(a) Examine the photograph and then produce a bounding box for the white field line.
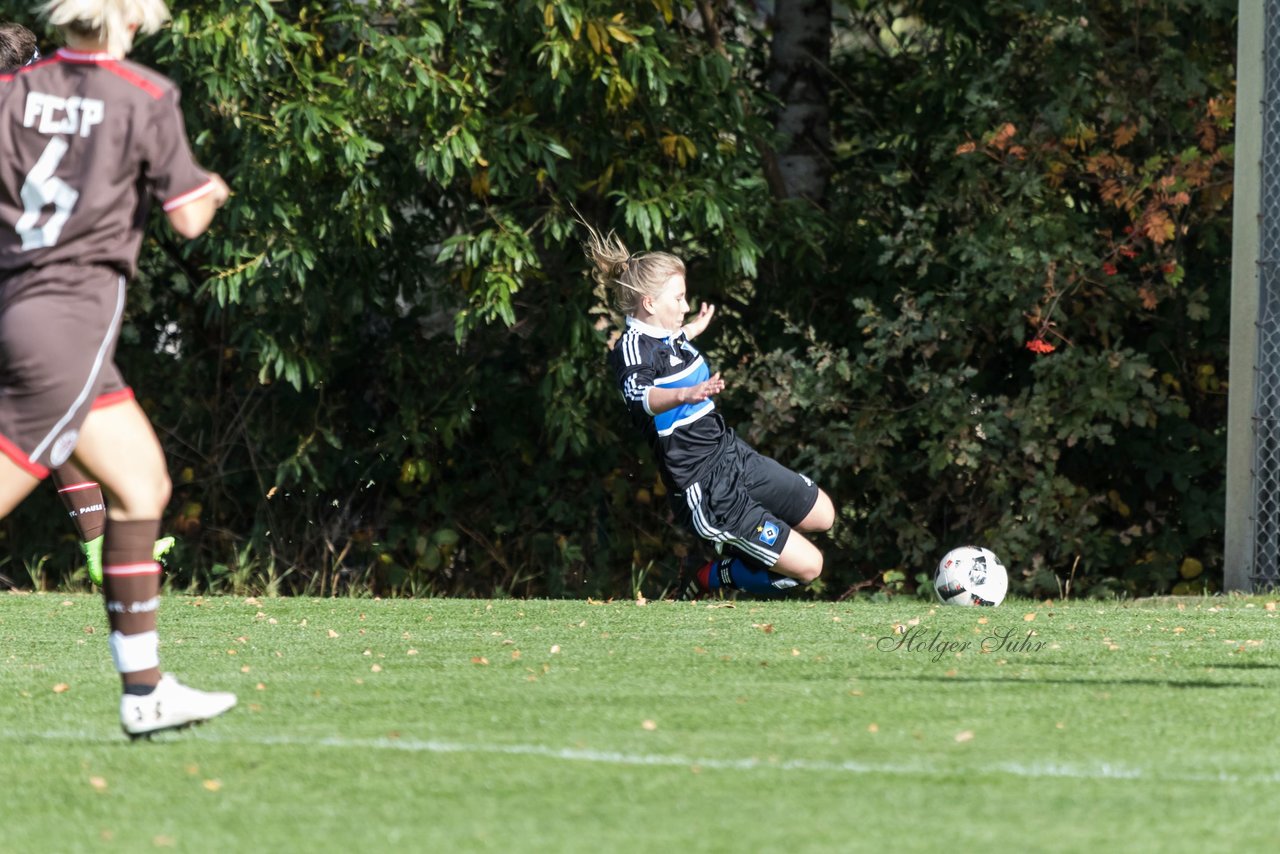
[14,730,1280,784]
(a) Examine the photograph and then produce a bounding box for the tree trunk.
[768,0,832,204]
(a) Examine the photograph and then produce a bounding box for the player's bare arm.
[166,172,229,239]
[645,372,725,415]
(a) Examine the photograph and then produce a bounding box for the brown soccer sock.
[103,519,163,690]
[52,462,107,543]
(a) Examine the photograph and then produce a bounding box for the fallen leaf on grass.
[202,780,222,792]
[641,720,657,731]
[955,730,975,743]
[752,623,775,634]
[867,723,879,733]
[327,630,340,639]
[470,657,488,666]
[1024,613,1037,622]
[550,645,561,654]
[371,664,383,672]
[89,776,107,792]
[52,683,69,693]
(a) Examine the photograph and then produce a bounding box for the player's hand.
[682,302,716,339]
[681,372,724,403]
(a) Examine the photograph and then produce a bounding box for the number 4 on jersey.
[16,137,79,250]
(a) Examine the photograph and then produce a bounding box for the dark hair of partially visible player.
[0,22,39,71]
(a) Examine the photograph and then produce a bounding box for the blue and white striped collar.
[625,315,681,341]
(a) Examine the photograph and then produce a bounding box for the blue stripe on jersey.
[653,353,713,435]
[656,399,714,436]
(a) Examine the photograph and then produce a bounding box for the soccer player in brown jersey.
[0,0,235,738]
[1,19,171,588]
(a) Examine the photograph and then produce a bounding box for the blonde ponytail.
[581,222,685,317]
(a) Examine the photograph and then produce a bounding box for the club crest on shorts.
[50,429,80,467]
[758,521,779,546]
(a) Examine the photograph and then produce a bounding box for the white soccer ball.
[934,546,1008,606]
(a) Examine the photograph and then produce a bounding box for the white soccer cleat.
[120,674,237,739]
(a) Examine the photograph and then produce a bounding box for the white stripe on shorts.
[685,482,780,567]
[28,275,126,465]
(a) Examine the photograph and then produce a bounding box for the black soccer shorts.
[672,434,820,568]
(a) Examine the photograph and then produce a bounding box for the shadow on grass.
[856,673,1263,690]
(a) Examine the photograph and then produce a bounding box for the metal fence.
[1249,0,1280,589]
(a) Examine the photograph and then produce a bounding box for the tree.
[1,1,1237,602]
[768,0,833,203]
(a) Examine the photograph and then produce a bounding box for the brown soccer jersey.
[0,48,215,277]
[0,48,215,477]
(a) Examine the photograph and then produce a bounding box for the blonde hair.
[582,223,685,317]
[40,0,170,56]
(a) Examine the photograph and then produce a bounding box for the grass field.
[2,591,1278,853]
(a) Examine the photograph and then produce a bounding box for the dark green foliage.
[0,1,1235,599]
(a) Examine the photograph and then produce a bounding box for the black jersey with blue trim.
[608,316,732,490]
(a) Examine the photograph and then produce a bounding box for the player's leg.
[51,461,108,584]
[771,527,824,581]
[72,398,169,691]
[679,468,812,597]
[0,453,41,517]
[693,440,830,589]
[72,398,235,736]
[795,489,835,534]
